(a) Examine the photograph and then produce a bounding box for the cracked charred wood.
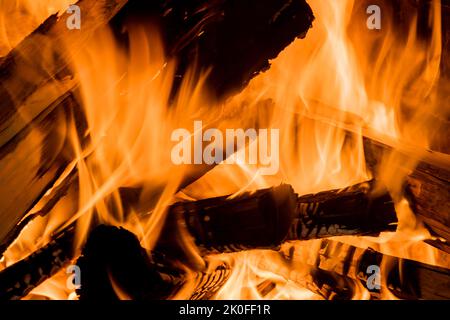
[363,137,450,253]
[158,180,397,256]
[285,239,450,300]
[288,180,397,239]
[110,0,314,101]
[0,226,76,300]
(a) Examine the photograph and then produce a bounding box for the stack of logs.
[0,0,449,300]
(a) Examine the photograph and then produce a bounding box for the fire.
[0,0,74,56]
[1,0,448,300]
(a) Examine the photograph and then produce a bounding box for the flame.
[0,0,75,56]
[1,0,448,300]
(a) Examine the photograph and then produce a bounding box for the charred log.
[159,180,396,256]
[76,225,183,300]
[289,239,450,300]
[0,180,396,300]
[0,226,76,300]
[110,0,314,100]
[289,180,396,240]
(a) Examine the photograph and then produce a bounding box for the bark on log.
[289,180,397,240]
[159,180,396,257]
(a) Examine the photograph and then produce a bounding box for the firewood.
[363,137,450,253]
[159,180,396,256]
[0,0,128,147]
[0,179,396,299]
[0,224,230,300]
[288,180,396,240]
[0,226,76,300]
[0,0,128,248]
[110,0,314,100]
[0,163,79,256]
[0,94,80,253]
[6,225,446,300]
[283,239,450,300]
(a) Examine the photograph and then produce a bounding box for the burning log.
[0,0,128,248]
[72,233,450,300]
[5,225,447,300]
[363,138,450,253]
[76,225,231,300]
[159,180,396,256]
[0,225,230,300]
[0,226,76,300]
[0,0,128,147]
[283,239,450,300]
[110,0,314,100]
[0,180,396,299]
[0,94,80,255]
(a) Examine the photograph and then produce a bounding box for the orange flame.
[0,0,75,56]
[1,0,448,300]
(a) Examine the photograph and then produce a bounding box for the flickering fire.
[0,0,448,300]
[0,0,74,56]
